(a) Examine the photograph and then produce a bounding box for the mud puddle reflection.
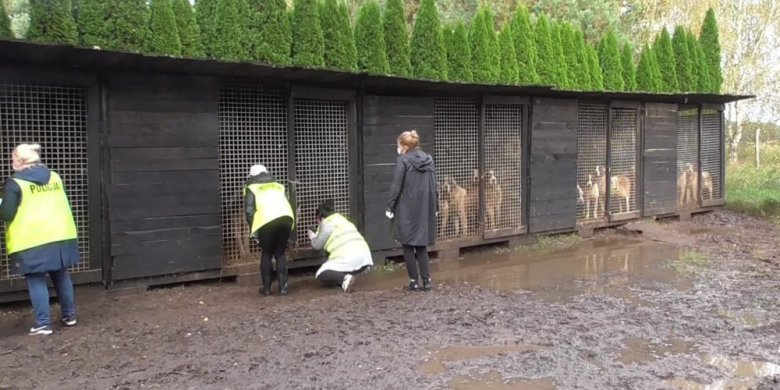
[287,236,689,305]
[615,337,698,365]
[419,345,549,375]
[669,355,780,390]
[449,371,555,390]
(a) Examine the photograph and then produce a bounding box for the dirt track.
[1,210,779,390]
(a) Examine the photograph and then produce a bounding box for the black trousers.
[317,265,371,286]
[256,216,293,286]
[403,245,430,281]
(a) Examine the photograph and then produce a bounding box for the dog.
[483,169,503,230]
[678,163,697,206]
[701,171,714,200]
[611,173,632,214]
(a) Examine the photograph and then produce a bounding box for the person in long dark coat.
[386,130,438,292]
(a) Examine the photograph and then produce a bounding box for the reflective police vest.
[323,213,370,260]
[5,171,78,255]
[244,181,294,236]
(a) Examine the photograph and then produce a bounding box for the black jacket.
[386,149,438,246]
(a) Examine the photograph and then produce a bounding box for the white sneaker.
[342,274,355,293]
[29,325,53,336]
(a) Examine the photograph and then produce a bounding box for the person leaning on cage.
[386,130,438,292]
[0,144,79,336]
[308,200,373,292]
[244,164,295,296]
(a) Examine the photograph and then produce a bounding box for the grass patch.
[533,233,582,251]
[726,146,780,223]
[669,249,708,274]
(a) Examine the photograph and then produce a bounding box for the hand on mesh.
[385,211,394,219]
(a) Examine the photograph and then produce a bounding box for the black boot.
[278,269,289,296]
[408,279,420,292]
[260,272,272,296]
[422,277,432,292]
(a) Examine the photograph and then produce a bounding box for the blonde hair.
[13,143,42,165]
[397,130,420,150]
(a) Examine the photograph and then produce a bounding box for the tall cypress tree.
[469,8,497,83]
[212,0,249,61]
[636,44,657,92]
[686,29,702,92]
[694,37,712,93]
[588,45,604,90]
[148,0,182,55]
[321,0,356,71]
[533,15,556,86]
[383,0,411,77]
[574,29,592,90]
[27,0,78,45]
[497,24,519,85]
[447,21,472,82]
[173,0,202,57]
[653,28,678,92]
[551,22,570,89]
[78,0,150,52]
[649,43,663,91]
[249,0,291,65]
[598,31,624,91]
[699,8,722,93]
[195,0,218,57]
[354,0,388,74]
[0,1,13,39]
[672,26,693,92]
[410,0,446,80]
[291,0,325,67]
[620,42,637,92]
[510,5,538,84]
[560,24,579,89]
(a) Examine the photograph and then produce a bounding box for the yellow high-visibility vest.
[323,213,369,259]
[244,182,294,236]
[5,171,77,255]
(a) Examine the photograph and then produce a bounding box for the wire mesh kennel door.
[608,107,640,220]
[218,84,289,266]
[0,84,92,280]
[434,98,480,242]
[576,102,608,225]
[293,98,351,248]
[677,106,700,209]
[700,108,724,206]
[483,103,524,238]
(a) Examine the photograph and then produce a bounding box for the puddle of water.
[449,372,555,390]
[616,337,697,365]
[418,345,549,375]
[668,354,780,390]
[285,236,690,305]
[720,310,763,328]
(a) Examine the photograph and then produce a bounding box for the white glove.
[385,211,394,219]
[307,229,316,241]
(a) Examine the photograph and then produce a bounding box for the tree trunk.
[755,127,760,169]
[729,101,743,163]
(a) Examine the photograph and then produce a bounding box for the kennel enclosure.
[0,40,747,296]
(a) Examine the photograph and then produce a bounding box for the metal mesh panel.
[576,102,608,223]
[434,98,480,241]
[483,104,522,231]
[608,108,638,216]
[294,99,350,247]
[0,84,90,280]
[218,84,288,265]
[677,107,699,208]
[701,109,722,200]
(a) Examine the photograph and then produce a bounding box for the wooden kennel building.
[0,40,750,297]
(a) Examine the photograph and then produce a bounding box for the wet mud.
[1,210,779,389]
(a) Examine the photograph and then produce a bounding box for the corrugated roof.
[0,39,753,104]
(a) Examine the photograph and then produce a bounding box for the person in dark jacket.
[244,164,295,296]
[386,130,438,292]
[0,144,79,335]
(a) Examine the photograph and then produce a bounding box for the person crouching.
[308,200,373,292]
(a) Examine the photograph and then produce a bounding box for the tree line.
[0,0,723,94]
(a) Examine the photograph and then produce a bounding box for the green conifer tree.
[533,15,556,86]
[510,5,538,84]
[410,0,446,80]
[291,0,325,67]
[699,8,722,93]
[671,26,692,92]
[574,29,592,90]
[685,29,702,92]
[620,42,637,92]
[550,22,570,88]
[79,0,150,52]
[653,28,679,92]
[447,22,472,82]
[497,24,519,85]
[173,0,202,57]
[148,0,182,55]
[598,31,624,91]
[560,24,580,89]
[212,0,249,61]
[249,0,291,65]
[195,0,218,56]
[383,0,411,76]
[321,0,356,70]
[354,0,388,74]
[636,44,656,92]
[27,0,78,44]
[0,1,13,39]
[694,38,712,93]
[588,45,604,90]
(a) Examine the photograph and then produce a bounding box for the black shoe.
[408,279,420,292]
[259,287,271,296]
[422,277,432,292]
[261,272,272,296]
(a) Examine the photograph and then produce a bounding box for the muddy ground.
[1,210,779,390]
